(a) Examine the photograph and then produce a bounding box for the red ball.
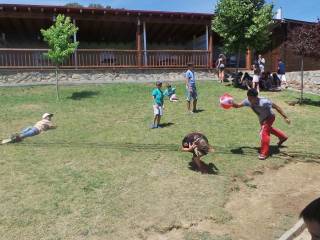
[219,93,234,109]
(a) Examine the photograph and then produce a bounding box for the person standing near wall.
[216,54,226,83]
[278,59,288,89]
[258,54,266,74]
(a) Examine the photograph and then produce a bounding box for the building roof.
[0,3,213,24]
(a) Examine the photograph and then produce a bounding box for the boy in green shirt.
[151,81,164,129]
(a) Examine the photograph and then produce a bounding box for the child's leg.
[157,115,161,126]
[153,115,158,126]
[187,100,191,111]
[260,117,275,157]
[20,127,39,139]
[193,99,197,112]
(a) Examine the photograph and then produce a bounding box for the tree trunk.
[55,66,60,101]
[299,56,304,104]
[236,48,241,73]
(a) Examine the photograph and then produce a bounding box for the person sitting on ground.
[163,83,178,102]
[260,72,273,91]
[240,72,253,90]
[300,197,320,239]
[272,72,281,89]
[181,132,214,174]
[1,113,56,144]
[231,71,243,88]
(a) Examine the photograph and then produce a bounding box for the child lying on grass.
[1,113,56,144]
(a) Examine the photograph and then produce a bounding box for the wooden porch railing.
[0,48,211,69]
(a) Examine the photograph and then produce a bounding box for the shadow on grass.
[286,98,320,107]
[158,122,174,128]
[68,91,100,100]
[19,141,180,152]
[229,145,320,162]
[188,161,219,175]
[194,109,205,113]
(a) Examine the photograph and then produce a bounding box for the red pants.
[260,115,287,156]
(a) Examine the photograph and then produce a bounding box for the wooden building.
[0,3,318,72]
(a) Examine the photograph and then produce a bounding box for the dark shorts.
[186,86,197,101]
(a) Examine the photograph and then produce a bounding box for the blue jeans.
[20,127,39,138]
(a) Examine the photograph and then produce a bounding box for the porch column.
[143,21,147,66]
[136,19,142,68]
[208,27,213,69]
[245,48,252,70]
[73,19,78,69]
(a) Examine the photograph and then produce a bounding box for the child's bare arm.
[272,103,290,124]
[232,101,245,108]
[181,143,196,152]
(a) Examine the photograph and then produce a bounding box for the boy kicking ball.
[232,89,290,160]
[181,132,214,174]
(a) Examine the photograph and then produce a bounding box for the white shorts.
[153,105,163,116]
[253,75,260,83]
[278,74,287,83]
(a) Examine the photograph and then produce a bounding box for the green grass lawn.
[0,81,319,240]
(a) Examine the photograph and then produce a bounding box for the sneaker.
[277,137,288,147]
[189,111,194,114]
[150,124,157,129]
[258,154,268,160]
[1,138,13,144]
[157,125,163,129]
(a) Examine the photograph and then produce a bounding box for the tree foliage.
[286,21,320,103]
[65,2,83,7]
[41,14,78,66]
[287,22,320,57]
[41,14,78,100]
[88,3,104,8]
[212,0,273,54]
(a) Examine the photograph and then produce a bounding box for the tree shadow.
[188,161,219,175]
[158,122,175,128]
[286,98,320,107]
[68,91,100,100]
[298,98,320,107]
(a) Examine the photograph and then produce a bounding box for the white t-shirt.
[34,119,54,132]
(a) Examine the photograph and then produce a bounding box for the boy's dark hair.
[300,197,320,223]
[156,81,162,87]
[247,88,258,97]
[187,62,194,67]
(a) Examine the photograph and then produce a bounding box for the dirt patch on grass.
[144,162,320,240]
[17,104,42,111]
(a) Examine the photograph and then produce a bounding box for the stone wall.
[0,69,218,86]
[286,70,320,94]
[0,69,320,94]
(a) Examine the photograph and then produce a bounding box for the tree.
[212,0,273,69]
[65,2,83,7]
[286,22,320,103]
[88,3,104,8]
[41,14,78,100]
